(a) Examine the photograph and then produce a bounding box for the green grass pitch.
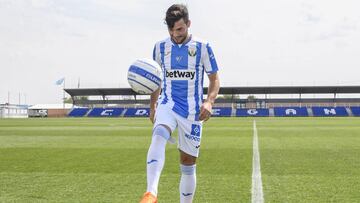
[0,117,359,202]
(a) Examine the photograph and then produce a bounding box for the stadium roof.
[64,86,360,97]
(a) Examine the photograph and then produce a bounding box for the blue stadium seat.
[124,108,150,117]
[211,107,232,117]
[68,108,89,117]
[236,108,269,117]
[312,107,348,117]
[274,107,308,117]
[87,108,124,117]
[350,107,360,116]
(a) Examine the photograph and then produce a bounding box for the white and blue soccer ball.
[127,58,163,94]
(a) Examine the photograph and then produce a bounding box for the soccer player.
[140,4,220,203]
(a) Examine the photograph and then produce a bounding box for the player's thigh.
[176,116,203,158]
[154,105,177,133]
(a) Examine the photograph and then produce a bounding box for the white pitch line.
[251,120,264,203]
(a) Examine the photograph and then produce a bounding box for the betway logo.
[166,70,195,80]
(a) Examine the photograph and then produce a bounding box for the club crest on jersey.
[188,48,197,57]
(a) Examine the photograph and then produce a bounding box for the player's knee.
[181,157,196,165]
[180,164,196,175]
[180,150,197,165]
[153,124,171,140]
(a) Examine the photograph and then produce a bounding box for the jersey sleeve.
[152,43,161,66]
[202,43,219,74]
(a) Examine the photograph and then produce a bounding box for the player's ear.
[187,20,191,28]
[168,27,173,35]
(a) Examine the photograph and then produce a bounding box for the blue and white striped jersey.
[153,35,219,121]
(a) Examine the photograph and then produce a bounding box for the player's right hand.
[199,101,212,121]
[149,108,156,123]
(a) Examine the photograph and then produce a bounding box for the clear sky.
[1,0,360,104]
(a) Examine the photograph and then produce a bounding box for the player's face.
[169,18,191,44]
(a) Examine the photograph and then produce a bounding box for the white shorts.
[154,104,203,157]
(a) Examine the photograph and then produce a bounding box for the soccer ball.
[127,58,163,94]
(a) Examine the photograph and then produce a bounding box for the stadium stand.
[312,107,348,117]
[350,107,360,116]
[236,109,270,117]
[64,86,360,117]
[274,107,308,117]
[68,108,90,117]
[87,108,124,117]
[211,107,232,117]
[124,108,150,117]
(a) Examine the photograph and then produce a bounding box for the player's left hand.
[199,101,212,121]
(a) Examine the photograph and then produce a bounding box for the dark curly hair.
[165,4,189,29]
